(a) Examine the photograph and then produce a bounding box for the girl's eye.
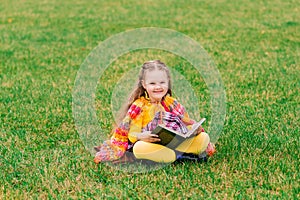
[149,82,155,85]
[160,81,166,84]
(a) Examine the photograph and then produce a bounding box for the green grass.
[1,0,299,199]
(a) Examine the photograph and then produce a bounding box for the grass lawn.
[1,0,299,199]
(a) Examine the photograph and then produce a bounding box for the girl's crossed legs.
[133,132,210,163]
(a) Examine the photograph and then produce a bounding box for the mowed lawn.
[0,0,299,199]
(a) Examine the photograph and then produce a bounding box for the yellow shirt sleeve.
[128,113,143,143]
[126,98,145,143]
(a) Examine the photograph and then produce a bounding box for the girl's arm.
[128,119,160,143]
[125,99,144,143]
[126,99,160,143]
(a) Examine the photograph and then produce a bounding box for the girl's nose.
[155,84,161,89]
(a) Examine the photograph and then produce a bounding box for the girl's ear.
[141,80,146,89]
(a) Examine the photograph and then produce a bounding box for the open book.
[151,118,206,149]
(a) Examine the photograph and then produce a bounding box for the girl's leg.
[133,141,176,163]
[176,132,210,154]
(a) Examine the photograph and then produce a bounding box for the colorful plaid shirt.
[94,95,195,163]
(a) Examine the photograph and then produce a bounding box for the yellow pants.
[133,132,210,163]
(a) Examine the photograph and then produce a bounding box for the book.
[151,118,206,149]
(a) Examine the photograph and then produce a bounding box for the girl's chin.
[152,92,165,96]
[150,95,165,102]
[149,92,167,101]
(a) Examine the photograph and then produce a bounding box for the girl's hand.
[191,124,204,136]
[195,125,203,135]
[137,131,161,143]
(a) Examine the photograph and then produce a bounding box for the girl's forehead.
[144,69,168,79]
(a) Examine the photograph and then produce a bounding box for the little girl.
[94,60,215,164]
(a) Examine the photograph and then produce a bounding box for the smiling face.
[142,69,169,103]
